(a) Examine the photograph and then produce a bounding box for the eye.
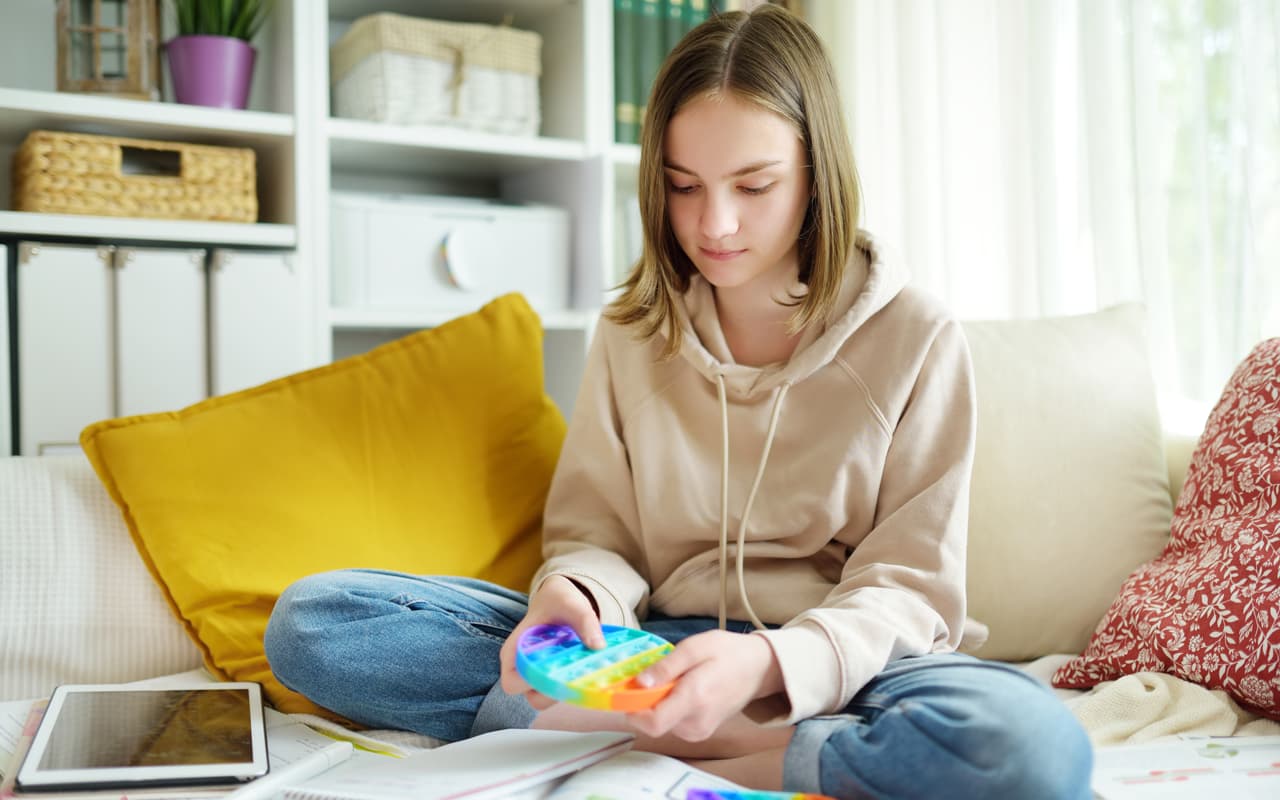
[740,183,775,196]
[668,182,698,195]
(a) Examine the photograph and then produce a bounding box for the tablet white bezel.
[15,682,269,792]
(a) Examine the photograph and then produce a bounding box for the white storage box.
[331,192,571,314]
[331,13,541,136]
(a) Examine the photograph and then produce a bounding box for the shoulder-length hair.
[605,4,861,358]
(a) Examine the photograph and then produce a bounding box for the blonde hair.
[605,4,861,358]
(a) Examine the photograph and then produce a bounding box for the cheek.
[768,188,810,234]
[666,198,698,240]
[749,194,803,234]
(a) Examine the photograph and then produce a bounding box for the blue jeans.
[264,571,1092,800]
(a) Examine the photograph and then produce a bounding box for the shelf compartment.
[326,0,588,143]
[0,88,297,226]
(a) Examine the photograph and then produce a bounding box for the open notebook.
[282,729,636,800]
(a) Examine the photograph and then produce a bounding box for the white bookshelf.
[0,211,296,249]
[0,87,295,142]
[327,118,588,178]
[0,0,635,426]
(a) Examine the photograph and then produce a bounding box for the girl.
[266,6,1092,798]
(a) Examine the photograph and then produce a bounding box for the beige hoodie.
[532,234,981,725]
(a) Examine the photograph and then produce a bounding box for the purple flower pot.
[166,35,257,110]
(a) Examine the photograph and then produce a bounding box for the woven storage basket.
[331,13,541,136]
[12,130,257,222]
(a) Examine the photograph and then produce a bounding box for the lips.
[700,247,746,261]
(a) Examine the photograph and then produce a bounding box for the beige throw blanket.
[1064,671,1280,745]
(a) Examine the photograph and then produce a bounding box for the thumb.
[634,643,686,688]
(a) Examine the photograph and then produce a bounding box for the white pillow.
[962,304,1174,661]
[0,455,201,702]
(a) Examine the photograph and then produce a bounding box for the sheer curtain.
[806,0,1280,429]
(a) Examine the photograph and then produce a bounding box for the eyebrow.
[663,159,783,178]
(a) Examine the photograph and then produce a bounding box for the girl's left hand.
[626,629,784,741]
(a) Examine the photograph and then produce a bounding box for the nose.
[700,190,739,241]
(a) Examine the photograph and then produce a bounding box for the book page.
[1092,735,1280,800]
[285,729,634,800]
[546,750,744,800]
[0,699,45,798]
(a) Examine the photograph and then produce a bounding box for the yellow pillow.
[80,293,566,717]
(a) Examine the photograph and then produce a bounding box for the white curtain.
[806,0,1280,429]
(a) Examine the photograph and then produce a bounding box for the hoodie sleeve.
[747,319,977,725]
[531,326,651,628]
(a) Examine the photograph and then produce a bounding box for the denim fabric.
[265,571,1091,799]
[784,653,1094,800]
[264,570,531,740]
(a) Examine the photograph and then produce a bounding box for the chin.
[694,264,763,292]
[691,256,742,283]
[694,269,741,289]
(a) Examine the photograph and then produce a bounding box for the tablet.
[15,682,269,793]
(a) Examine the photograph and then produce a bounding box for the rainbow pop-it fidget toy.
[687,791,837,800]
[515,623,675,711]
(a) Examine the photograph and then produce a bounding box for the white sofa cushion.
[0,455,201,702]
[962,304,1175,661]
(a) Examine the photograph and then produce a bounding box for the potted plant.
[165,0,273,109]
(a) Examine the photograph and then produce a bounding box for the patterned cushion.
[1053,338,1280,719]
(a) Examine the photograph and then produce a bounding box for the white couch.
[2,305,1276,775]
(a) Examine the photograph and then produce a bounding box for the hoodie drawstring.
[715,374,792,632]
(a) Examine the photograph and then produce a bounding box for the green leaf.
[229,0,256,40]
[168,0,271,41]
[198,0,217,35]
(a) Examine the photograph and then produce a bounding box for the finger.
[565,606,607,650]
[635,638,700,687]
[626,674,697,738]
[524,690,557,711]
[500,664,531,696]
[626,708,664,738]
[635,655,737,741]
[499,630,533,695]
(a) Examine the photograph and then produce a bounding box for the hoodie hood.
[674,232,909,397]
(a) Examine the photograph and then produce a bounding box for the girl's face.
[663,93,811,294]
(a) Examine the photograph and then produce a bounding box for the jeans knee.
[816,682,1093,800]
[263,571,348,687]
[951,697,1093,800]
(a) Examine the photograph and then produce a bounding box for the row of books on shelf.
[614,0,712,145]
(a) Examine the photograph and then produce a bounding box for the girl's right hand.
[499,574,606,709]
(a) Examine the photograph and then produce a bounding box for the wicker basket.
[330,13,541,136]
[12,130,257,222]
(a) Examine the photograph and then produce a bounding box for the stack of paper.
[1092,735,1280,799]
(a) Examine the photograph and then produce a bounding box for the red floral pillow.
[1053,337,1280,719]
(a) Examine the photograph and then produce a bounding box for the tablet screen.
[40,689,252,768]
[16,683,269,792]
